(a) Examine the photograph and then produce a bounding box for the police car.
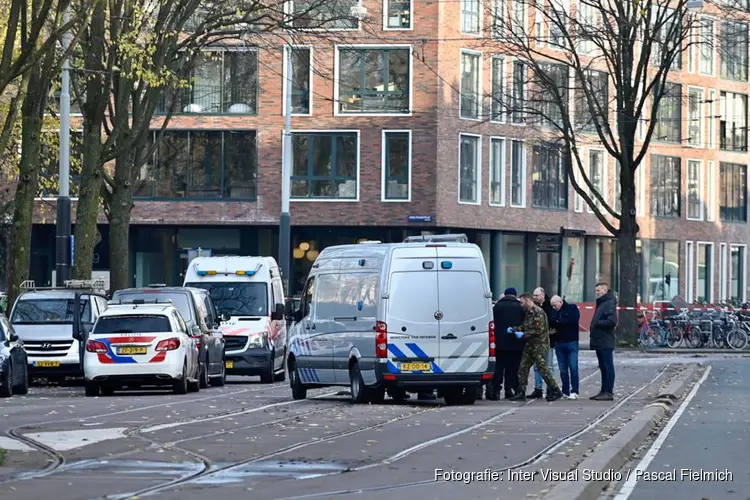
[83,301,201,397]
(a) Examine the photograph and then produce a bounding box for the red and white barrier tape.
[575,304,750,312]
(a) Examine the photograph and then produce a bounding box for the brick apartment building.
[25,0,750,305]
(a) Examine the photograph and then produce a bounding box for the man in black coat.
[489,288,526,400]
[550,295,581,399]
[590,282,618,401]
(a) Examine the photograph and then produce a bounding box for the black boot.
[504,389,515,400]
[509,390,527,401]
[546,388,563,402]
[528,388,544,399]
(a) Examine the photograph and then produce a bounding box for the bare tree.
[489,0,717,342]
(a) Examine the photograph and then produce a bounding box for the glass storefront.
[730,245,746,302]
[696,243,713,302]
[584,238,618,301]
[639,239,680,302]
[500,234,526,293]
[561,237,584,302]
[537,251,559,296]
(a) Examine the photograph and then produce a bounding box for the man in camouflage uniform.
[508,293,563,402]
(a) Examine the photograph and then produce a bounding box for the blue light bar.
[441,261,453,269]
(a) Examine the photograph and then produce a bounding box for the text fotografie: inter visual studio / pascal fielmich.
[434,468,734,483]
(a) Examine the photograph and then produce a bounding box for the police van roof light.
[403,234,468,243]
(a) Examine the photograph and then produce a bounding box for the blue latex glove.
[514,331,524,339]
[506,327,514,334]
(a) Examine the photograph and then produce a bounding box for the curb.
[543,364,702,500]
[639,349,750,355]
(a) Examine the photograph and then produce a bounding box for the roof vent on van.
[403,234,469,243]
[358,240,382,244]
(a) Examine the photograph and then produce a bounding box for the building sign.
[407,215,433,223]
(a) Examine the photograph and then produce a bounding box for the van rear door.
[435,247,490,374]
[385,247,441,374]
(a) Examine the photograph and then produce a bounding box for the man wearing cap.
[488,288,526,400]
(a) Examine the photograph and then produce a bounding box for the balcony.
[156,84,257,115]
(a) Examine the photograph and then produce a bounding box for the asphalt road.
[611,358,750,500]
[0,351,740,500]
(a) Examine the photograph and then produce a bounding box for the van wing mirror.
[9,333,18,342]
[293,307,304,322]
[190,324,202,337]
[220,311,231,322]
[272,303,285,321]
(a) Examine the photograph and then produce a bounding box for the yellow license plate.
[225,361,234,369]
[34,360,61,367]
[401,362,431,372]
[117,346,148,355]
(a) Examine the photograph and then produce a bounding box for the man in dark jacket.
[590,282,618,401]
[550,295,581,399]
[529,287,555,398]
[489,288,526,400]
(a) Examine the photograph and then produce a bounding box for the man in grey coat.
[589,282,617,400]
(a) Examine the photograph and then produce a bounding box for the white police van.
[183,256,287,383]
[83,302,201,396]
[287,234,495,406]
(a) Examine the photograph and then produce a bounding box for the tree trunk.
[6,67,46,307]
[108,151,136,291]
[617,168,639,346]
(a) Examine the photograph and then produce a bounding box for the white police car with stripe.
[287,234,495,406]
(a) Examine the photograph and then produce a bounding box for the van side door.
[202,293,224,375]
[307,273,336,384]
[291,276,316,373]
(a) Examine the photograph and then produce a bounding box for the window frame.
[510,58,527,125]
[287,0,364,31]
[510,139,527,207]
[458,133,482,205]
[459,48,483,121]
[285,129,361,203]
[719,161,748,222]
[729,244,748,303]
[720,20,749,82]
[574,69,609,134]
[530,142,569,210]
[686,86,704,148]
[695,241,715,303]
[686,159,705,221]
[489,136,506,206]
[653,81,682,144]
[719,90,748,152]
[282,45,314,117]
[460,0,482,35]
[686,240,695,303]
[490,55,505,123]
[707,160,715,221]
[649,154,682,218]
[699,17,715,76]
[380,129,412,202]
[333,44,413,117]
[719,242,728,301]
[382,0,413,30]
[586,148,607,214]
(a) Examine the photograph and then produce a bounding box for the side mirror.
[220,312,231,322]
[272,303,285,321]
[9,333,18,342]
[190,324,202,337]
[294,307,304,322]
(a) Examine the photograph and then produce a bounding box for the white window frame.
[282,45,314,117]
[719,242,728,301]
[460,0,483,35]
[686,86,704,148]
[573,159,584,213]
[490,55,506,123]
[489,136,506,206]
[688,22,696,74]
[380,129,412,202]
[458,133,482,205]
[686,159,704,221]
[708,89,716,149]
[729,244,748,303]
[459,48,483,121]
[636,161,645,216]
[706,160,715,221]
[509,139,527,207]
[332,44,413,117]
[382,0,414,31]
[699,16,715,77]
[696,241,715,303]
[282,129,361,203]
[491,0,504,39]
[686,241,695,303]
[510,57,527,126]
[286,0,365,31]
[586,147,607,214]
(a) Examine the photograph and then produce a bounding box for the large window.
[459,134,481,204]
[575,70,608,133]
[531,143,567,209]
[158,50,258,115]
[337,47,410,114]
[687,87,703,147]
[699,18,714,75]
[652,10,682,70]
[285,47,312,115]
[291,132,358,200]
[292,0,361,29]
[491,56,505,122]
[533,63,568,129]
[653,82,682,143]
[461,0,480,34]
[588,150,605,212]
[730,245,746,302]
[136,130,257,199]
[650,155,681,218]
[639,239,680,303]
[490,137,505,205]
[500,234,526,293]
[385,0,411,29]
[460,51,481,119]
[720,21,749,81]
[510,140,525,206]
[719,162,747,222]
[719,91,748,151]
[687,160,704,220]
[696,243,713,303]
[382,131,410,201]
[511,60,526,124]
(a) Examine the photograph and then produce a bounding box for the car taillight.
[156,338,181,351]
[86,340,108,353]
[488,320,496,358]
[375,321,388,358]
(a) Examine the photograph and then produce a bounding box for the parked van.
[183,256,287,383]
[287,234,495,406]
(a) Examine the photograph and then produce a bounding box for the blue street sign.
[407,215,433,223]
[70,235,75,263]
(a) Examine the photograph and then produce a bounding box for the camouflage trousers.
[518,339,559,393]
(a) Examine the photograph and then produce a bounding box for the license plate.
[400,362,431,372]
[34,360,61,368]
[225,361,234,369]
[117,346,148,355]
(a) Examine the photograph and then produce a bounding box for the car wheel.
[199,356,209,389]
[173,362,188,394]
[349,362,371,404]
[12,364,29,395]
[84,382,100,397]
[289,358,307,400]
[100,385,115,396]
[0,364,12,398]
[260,351,274,384]
[210,357,226,387]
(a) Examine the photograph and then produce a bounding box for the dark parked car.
[1,314,29,397]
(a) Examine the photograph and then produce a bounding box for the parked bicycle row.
[638,305,750,350]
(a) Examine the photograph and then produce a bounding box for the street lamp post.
[55,10,73,286]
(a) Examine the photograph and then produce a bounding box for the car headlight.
[248,333,267,348]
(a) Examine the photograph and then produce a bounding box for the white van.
[183,256,287,383]
[287,235,495,406]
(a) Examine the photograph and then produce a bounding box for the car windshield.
[113,292,193,322]
[185,282,268,316]
[11,298,91,324]
[94,315,171,334]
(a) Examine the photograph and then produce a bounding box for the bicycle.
[639,314,682,348]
